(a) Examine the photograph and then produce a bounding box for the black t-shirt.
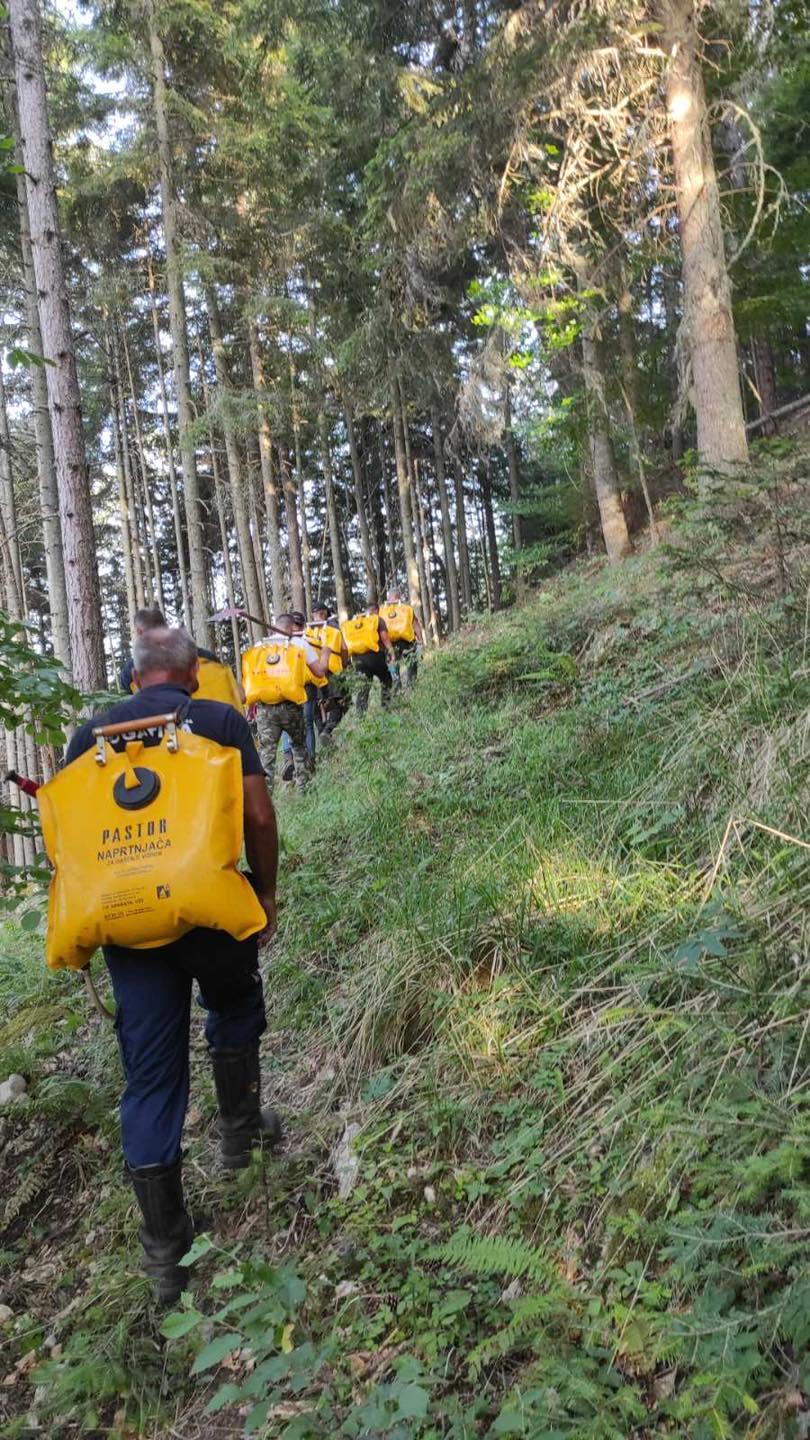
[118,646,219,694]
[66,682,264,777]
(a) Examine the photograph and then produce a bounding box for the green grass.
[2,455,810,1437]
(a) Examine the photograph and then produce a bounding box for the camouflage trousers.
[255,701,308,791]
[392,639,418,689]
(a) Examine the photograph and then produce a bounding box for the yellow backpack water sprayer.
[242,641,309,706]
[380,603,415,643]
[37,710,266,971]
[342,614,380,655]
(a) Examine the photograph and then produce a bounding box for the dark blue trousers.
[105,928,267,1168]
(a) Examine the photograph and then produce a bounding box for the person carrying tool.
[306,602,349,741]
[121,608,243,710]
[249,614,331,791]
[341,603,396,715]
[62,627,279,1305]
[380,589,424,689]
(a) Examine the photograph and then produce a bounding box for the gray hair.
[133,626,198,676]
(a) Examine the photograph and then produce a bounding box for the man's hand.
[255,890,277,943]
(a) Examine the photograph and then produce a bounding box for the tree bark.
[390,377,421,610]
[0,363,24,619]
[661,0,748,471]
[317,408,349,621]
[503,377,526,600]
[751,337,778,432]
[345,409,377,604]
[9,0,106,688]
[111,332,146,608]
[400,403,435,640]
[201,366,242,663]
[452,459,473,615]
[280,444,306,614]
[147,261,189,625]
[111,379,138,636]
[203,287,264,637]
[479,457,502,610]
[121,318,166,610]
[288,351,312,615]
[430,403,460,630]
[579,277,633,562]
[247,319,285,616]
[146,0,210,641]
[378,423,398,583]
[414,460,440,643]
[5,73,70,665]
[617,278,659,542]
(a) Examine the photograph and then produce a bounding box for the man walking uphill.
[66,627,280,1305]
[341,604,396,715]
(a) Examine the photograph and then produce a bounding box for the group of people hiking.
[33,588,426,1307]
[121,591,424,793]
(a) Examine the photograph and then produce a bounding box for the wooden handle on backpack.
[92,711,180,739]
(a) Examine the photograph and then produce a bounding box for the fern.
[2,1163,45,1228]
[430,1228,559,1286]
[468,1292,574,1377]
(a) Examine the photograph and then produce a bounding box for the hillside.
[2,459,810,1439]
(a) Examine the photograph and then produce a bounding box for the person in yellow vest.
[381,589,424,689]
[342,604,396,715]
[253,613,331,790]
[64,627,279,1305]
[120,607,243,709]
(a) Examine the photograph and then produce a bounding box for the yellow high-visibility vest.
[342,614,380,656]
[242,641,308,706]
[381,603,415,643]
[306,622,344,676]
[37,717,266,972]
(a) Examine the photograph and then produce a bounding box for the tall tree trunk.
[111,334,146,608]
[146,0,209,642]
[214,467,243,663]
[9,0,106,688]
[121,319,166,610]
[390,377,421,611]
[400,404,436,640]
[280,444,306,614]
[0,364,24,619]
[452,460,473,615]
[414,461,440,643]
[197,331,244,658]
[503,377,526,600]
[5,75,70,665]
[378,424,398,583]
[345,409,377,603]
[203,288,263,637]
[288,351,312,614]
[317,408,349,621]
[246,441,271,621]
[479,457,502,610]
[578,274,634,562]
[111,381,138,636]
[661,0,748,470]
[148,259,190,624]
[617,277,659,542]
[431,403,461,631]
[751,337,778,432]
[247,320,284,616]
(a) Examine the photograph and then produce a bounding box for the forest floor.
[2,446,810,1440]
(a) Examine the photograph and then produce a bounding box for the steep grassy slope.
[1,462,809,1438]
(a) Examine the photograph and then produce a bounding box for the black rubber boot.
[209,1044,283,1170]
[128,1160,194,1307]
